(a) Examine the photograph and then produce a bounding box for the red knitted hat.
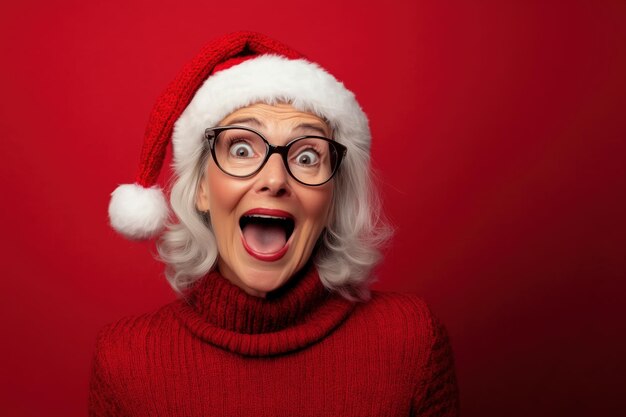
[109,31,370,239]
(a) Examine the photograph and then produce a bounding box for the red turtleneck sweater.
[89,269,459,416]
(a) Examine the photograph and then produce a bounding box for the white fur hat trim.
[172,54,370,175]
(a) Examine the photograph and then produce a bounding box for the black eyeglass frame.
[204,125,347,186]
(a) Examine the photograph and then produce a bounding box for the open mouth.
[239,209,295,261]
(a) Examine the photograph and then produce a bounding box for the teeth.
[246,214,289,220]
[239,214,296,241]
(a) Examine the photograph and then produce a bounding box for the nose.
[254,154,290,197]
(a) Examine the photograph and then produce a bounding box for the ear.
[196,177,211,212]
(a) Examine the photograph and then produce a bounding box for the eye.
[229,141,255,158]
[294,149,320,166]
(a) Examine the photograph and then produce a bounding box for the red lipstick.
[241,237,290,261]
[240,208,295,262]
[241,208,294,219]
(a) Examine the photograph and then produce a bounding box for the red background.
[1,1,624,416]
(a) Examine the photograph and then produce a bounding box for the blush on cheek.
[307,186,333,224]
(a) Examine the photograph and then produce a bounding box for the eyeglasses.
[204,126,347,186]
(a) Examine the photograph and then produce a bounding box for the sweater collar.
[173,266,355,356]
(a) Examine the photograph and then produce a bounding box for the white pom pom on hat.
[109,184,169,240]
[108,31,370,239]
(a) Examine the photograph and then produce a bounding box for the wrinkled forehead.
[219,103,332,138]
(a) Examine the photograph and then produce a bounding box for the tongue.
[242,223,287,254]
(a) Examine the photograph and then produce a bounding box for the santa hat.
[109,31,370,239]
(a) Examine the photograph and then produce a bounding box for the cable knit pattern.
[89,269,459,416]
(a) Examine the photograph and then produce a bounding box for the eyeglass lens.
[212,128,339,185]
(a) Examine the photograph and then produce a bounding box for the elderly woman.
[91,32,459,416]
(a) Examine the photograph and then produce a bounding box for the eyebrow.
[224,117,330,137]
[225,117,263,128]
[296,123,330,137]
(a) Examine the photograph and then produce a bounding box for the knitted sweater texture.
[89,269,459,416]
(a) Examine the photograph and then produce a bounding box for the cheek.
[206,165,245,215]
[300,185,334,229]
[205,166,249,251]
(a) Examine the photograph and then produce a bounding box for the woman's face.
[196,103,334,297]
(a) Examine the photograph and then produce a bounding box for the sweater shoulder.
[352,292,459,411]
[92,301,181,370]
[96,301,179,341]
[368,290,431,311]
[362,291,438,331]
[89,301,188,412]
[350,291,447,360]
